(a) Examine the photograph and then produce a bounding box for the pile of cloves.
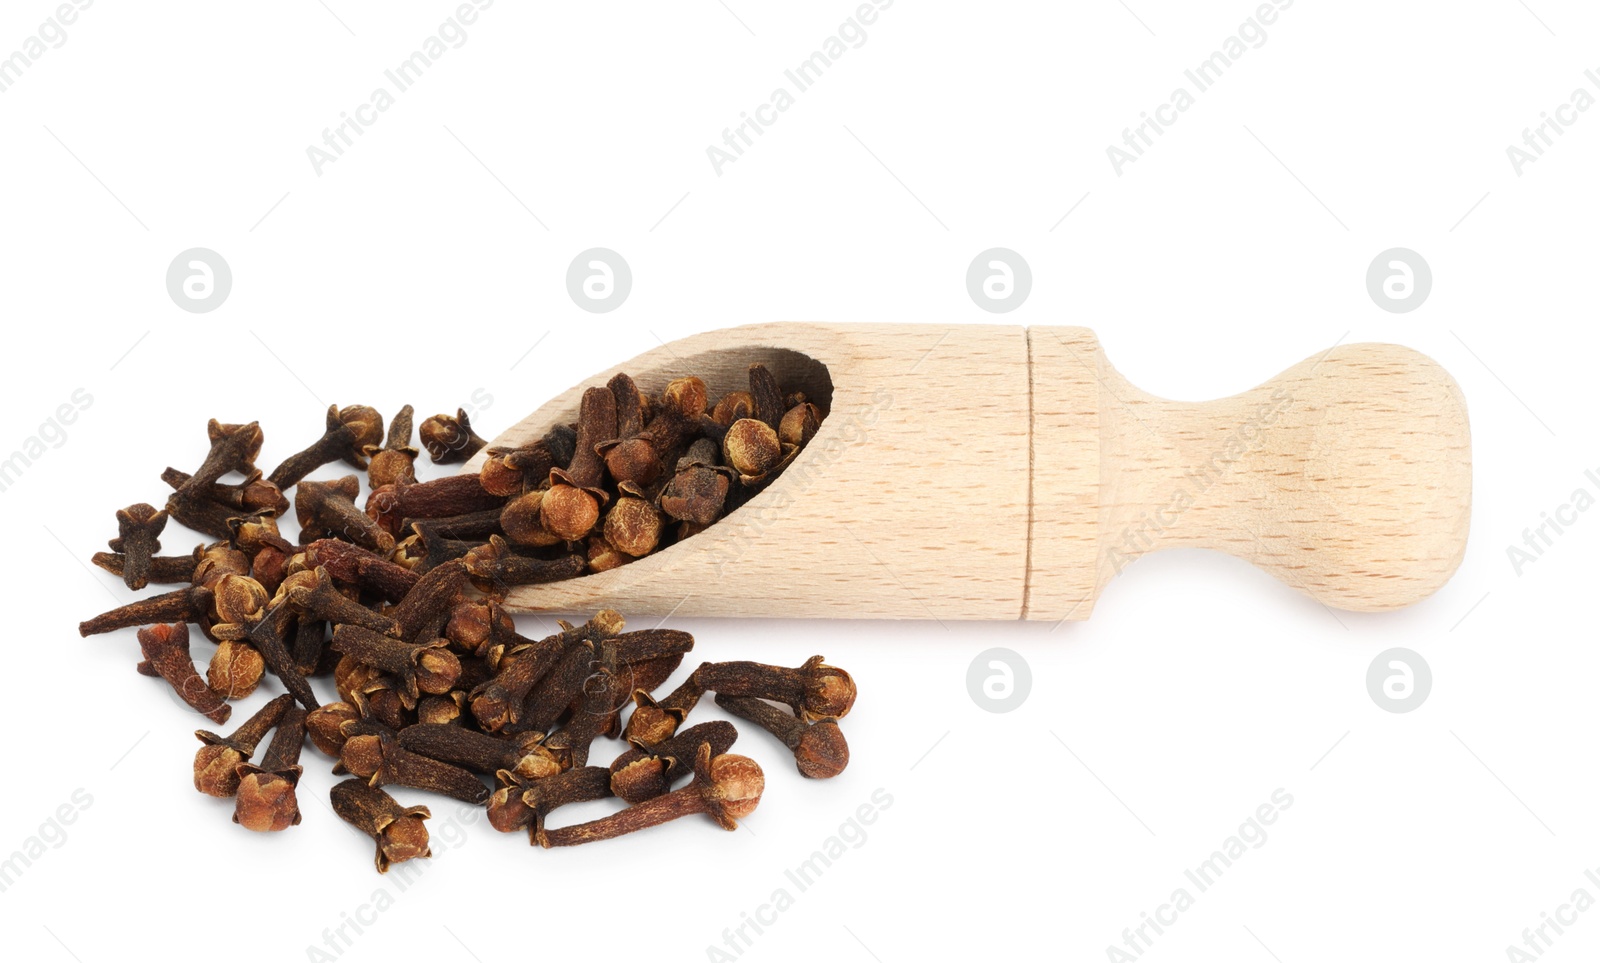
[78,371,854,872]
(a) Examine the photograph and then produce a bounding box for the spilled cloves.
[79,363,849,867]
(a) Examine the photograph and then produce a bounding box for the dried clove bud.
[373,474,504,523]
[565,386,617,490]
[193,693,295,797]
[210,574,269,641]
[389,558,472,642]
[268,405,384,489]
[304,538,419,604]
[246,595,322,710]
[479,442,557,497]
[207,639,265,699]
[609,720,739,804]
[489,765,612,840]
[365,405,419,489]
[331,624,462,709]
[135,623,230,724]
[78,585,212,638]
[109,503,167,591]
[162,467,289,517]
[330,779,432,874]
[715,695,849,778]
[602,487,663,558]
[306,701,361,757]
[234,706,307,832]
[296,476,394,553]
[747,363,785,432]
[418,408,487,464]
[344,728,489,804]
[538,744,762,847]
[693,655,856,722]
[539,470,606,543]
[711,391,755,427]
[469,610,624,732]
[499,490,561,547]
[416,692,466,726]
[463,536,586,592]
[174,420,264,501]
[722,418,782,478]
[778,402,822,447]
[397,724,561,780]
[91,550,198,585]
[287,568,401,638]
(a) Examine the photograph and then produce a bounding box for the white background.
[1,2,1597,961]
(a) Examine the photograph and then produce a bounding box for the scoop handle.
[1027,329,1472,618]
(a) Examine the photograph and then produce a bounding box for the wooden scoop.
[468,324,1471,621]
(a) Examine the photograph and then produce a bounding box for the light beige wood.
[469,323,1471,621]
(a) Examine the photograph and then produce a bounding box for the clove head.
[697,746,765,829]
[793,720,850,779]
[711,391,755,426]
[207,640,265,699]
[779,402,822,447]
[500,490,562,547]
[723,419,782,477]
[418,409,486,464]
[194,743,249,798]
[603,491,662,558]
[306,702,361,757]
[799,656,857,721]
[540,475,601,542]
[233,770,303,832]
[623,690,685,748]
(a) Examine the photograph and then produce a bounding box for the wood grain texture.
[469,323,1471,621]
[1079,337,1472,616]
